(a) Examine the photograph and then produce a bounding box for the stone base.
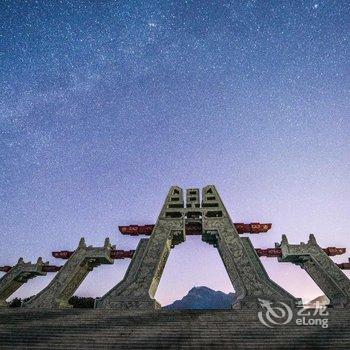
[23,299,74,310]
[57,301,74,309]
[232,297,302,310]
[95,297,161,310]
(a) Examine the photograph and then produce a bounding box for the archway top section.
[159,185,230,221]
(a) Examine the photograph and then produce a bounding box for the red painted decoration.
[256,247,346,258]
[0,265,62,273]
[235,223,272,234]
[336,258,350,270]
[0,266,12,273]
[42,265,62,272]
[52,250,135,260]
[52,251,73,259]
[323,247,346,256]
[110,250,135,259]
[255,248,282,257]
[119,222,272,236]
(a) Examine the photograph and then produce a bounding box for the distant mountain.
[164,286,235,309]
[305,295,329,308]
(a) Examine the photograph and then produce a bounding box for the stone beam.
[277,234,350,308]
[23,238,114,309]
[0,257,48,307]
[119,222,272,235]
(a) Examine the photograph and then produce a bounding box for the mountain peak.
[165,287,235,309]
[188,286,213,294]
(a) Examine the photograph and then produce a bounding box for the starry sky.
[0,0,349,305]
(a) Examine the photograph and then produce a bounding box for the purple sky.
[0,1,349,305]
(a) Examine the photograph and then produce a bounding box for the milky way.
[0,1,349,304]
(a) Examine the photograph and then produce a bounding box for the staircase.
[0,309,349,349]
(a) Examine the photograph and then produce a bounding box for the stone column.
[96,186,185,310]
[202,185,299,308]
[0,257,48,308]
[23,238,114,309]
[95,238,149,309]
[278,234,350,308]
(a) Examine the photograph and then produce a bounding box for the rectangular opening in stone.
[165,212,182,218]
[202,203,219,207]
[168,204,183,208]
[206,211,223,217]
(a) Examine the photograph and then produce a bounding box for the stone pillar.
[96,186,185,310]
[278,234,350,308]
[95,238,149,309]
[23,238,114,309]
[0,257,48,308]
[201,185,299,308]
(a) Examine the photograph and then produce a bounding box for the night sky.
[1,0,349,305]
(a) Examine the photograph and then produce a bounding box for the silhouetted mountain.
[164,286,235,309]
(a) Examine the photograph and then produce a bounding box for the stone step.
[0,323,337,326]
[0,337,346,343]
[2,314,346,319]
[2,326,345,332]
[0,335,346,339]
[0,341,347,350]
[0,309,349,349]
[0,343,346,349]
[0,331,347,338]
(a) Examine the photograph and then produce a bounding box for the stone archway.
[96,185,298,309]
